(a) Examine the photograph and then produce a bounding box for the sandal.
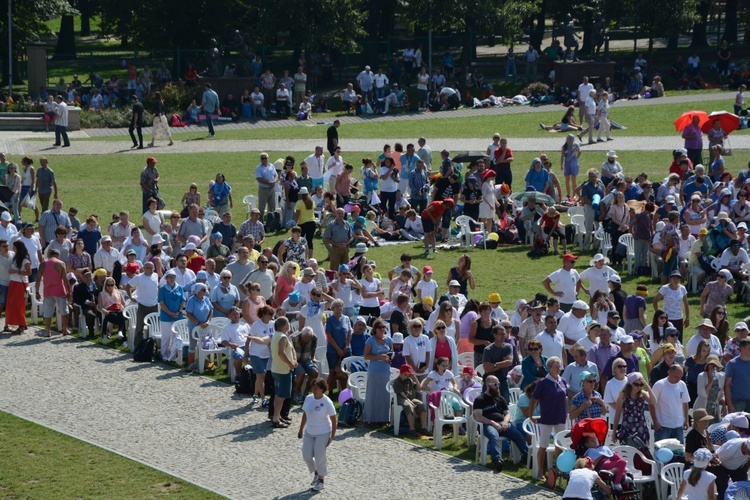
[271,420,288,429]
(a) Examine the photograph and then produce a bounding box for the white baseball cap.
[572,300,589,310]
[0,212,10,221]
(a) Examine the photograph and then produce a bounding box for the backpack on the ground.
[235,365,256,394]
[265,212,281,232]
[564,223,576,245]
[337,398,363,427]
[133,338,155,362]
[171,113,185,127]
[527,237,548,259]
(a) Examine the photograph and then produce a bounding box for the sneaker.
[424,248,430,258]
[312,480,325,491]
[539,123,546,131]
[117,331,125,339]
[311,472,319,486]
[251,395,258,404]
[492,460,504,473]
[184,362,197,372]
[121,341,128,349]
[433,248,438,253]
[261,398,270,407]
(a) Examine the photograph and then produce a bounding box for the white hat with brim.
[589,253,610,266]
[572,300,589,310]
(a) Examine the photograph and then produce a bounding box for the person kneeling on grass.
[562,457,612,500]
[473,374,530,472]
[393,364,430,437]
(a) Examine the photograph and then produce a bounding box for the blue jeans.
[484,421,529,464]
[505,62,517,83]
[205,110,215,135]
[654,426,684,443]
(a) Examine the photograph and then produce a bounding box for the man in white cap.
[542,253,581,312]
[725,338,750,414]
[600,151,622,187]
[724,322,749,362]
[93,235,120,276]
[579,253,617,297]
[715,436,750,498]
[686,317,724,357]
[0,211,18,242]
[651,364,690,443]
[558,299,589,361]
[719,239,749,280]
[518,300,545,357]
[446,279,467,309]
[534,314,565,362]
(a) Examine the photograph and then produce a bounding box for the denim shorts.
[326,352,342,372]
[0,284,7,306]
[294,358,317,376]
[272,371,293,398]
[231,347,246,360]
[250,355,269,374]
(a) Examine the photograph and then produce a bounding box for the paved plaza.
[0,331,560,499]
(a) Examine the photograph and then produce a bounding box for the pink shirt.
[41,258,66,297]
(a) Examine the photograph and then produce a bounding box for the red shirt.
[434,338,452,362]
[186,254,205,274]
[422,201,447,221]
[494,147,513,164]
[541,213,559,229]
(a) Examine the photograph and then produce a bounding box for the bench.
[0,107,81,131]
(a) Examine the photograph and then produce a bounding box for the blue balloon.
[656,447,674,463]
[556,450,576,473]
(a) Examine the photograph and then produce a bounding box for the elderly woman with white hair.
[185,282,214,372]
[528,356,568,480]
[158,269,186,361]
[210,269,241,318]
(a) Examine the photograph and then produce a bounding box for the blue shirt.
[571,390,604,421]
[682,180,710,199]
[158,284,186,322]
[365,336,393,374]
[726,356,750,400]
[209,284,239,317]
[581,180,605,201]
[78,227,102,257]
[350,332,371,356]
[201,89,219,113]
[186,295,213,331]
[255,163,277,185]
[325,314,351,354]
[525,168,549,193]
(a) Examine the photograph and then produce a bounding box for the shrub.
[0,102,45,113]
[80,108,154,129]
[142,84,201,114]
[523,82,550,97]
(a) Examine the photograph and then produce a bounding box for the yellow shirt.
[295,199,316,225]
[271,331,294,374]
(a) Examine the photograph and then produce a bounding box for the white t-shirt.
[325,156,344,178]
[603,377,627,407]
[416,279,438,301]
[294,280,316,302]
[129,272,159,307]
[403,333,430,366]
[685,333,723,357]
[720,247,750,270]
[657,285,687,320]
[680,469,715,500]
[718,438,750,470]
[302,394,337,436]
[20,234,42,268]
[558,312,587,345]
[547,268,580,305]
[379,166,398,192]
[248,319,275,358]
[359,278,381,308]
[221,321,250,345]
[425,369,455,392]
[563,468,599,499]
[332,279,355,307]
[490,305,508,322]
[535,330,565,361]
[651,378,690,428]
[578,82,594,101]
[404,216,424,233]
[574,336,598,354]
[579,266,617,296]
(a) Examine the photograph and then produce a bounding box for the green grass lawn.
[0,411,223,499]
[78,96,745,141]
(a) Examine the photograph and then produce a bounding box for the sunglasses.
[615,365,627,369]
[259,260,268,264]
[311,293,321,298]
[375,325,386,330]
[221,276,231,279]
[633,382,644,387]
[585,379,596,384]
[434,326,446,330]
[528,348,539,352]
[486,382,499,387]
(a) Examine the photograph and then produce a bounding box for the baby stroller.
[569,418,642,500]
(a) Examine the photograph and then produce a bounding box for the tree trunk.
[691,0,710,48]
[81,14,91,36]
[54,15,77,59]
[580,10,593,56]
[667,34,679,50]
[724,0,738,42]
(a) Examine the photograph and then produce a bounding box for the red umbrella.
[674,110,709,132]
[701,110,740,134]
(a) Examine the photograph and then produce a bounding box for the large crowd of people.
[3,112,750,495]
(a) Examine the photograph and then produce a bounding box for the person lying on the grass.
[540,106,582,132]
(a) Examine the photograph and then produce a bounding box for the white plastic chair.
[171,320,190,365]
[523,417,555,479]
[660,462,685,500]
[554,430,572,450]
[429,390,469,450]
[204,209,220,223]
[464,387,483,448]
[508,387,522,405]
[474,365,485,377]
[455,215,486,250]
[192,324,228,374]
[570,214,587,249]
[389,367,399,380]
[341,355,367,375]
[143,312,161,349]
[210,317,229,331]
[347,371,367,404]
[611,445,659,498]
[599,229,613,257]
[387,379,404,436]
[122,303,138,350]
[458,352,474,368]
[618,233,636,274]
[242,194,258,217]
[28,283,43,324]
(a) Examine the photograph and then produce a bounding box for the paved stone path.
[0,330,559,499]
